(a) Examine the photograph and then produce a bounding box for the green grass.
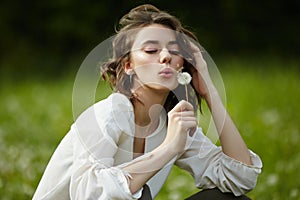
[0,58,299,199]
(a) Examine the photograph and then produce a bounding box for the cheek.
[134,64,160,82]
[172,57,184,69]
[131,52,154,66]
[131,53,159,82]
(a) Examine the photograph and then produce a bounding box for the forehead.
[132,24,177,48]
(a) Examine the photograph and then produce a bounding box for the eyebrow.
[141,40,179,46]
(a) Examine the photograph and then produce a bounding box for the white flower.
[177,72,192,85]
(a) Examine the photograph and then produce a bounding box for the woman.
[33,4,262,200]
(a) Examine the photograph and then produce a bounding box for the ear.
[124,62,134,75]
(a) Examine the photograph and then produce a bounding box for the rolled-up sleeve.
[70,155,142,200]
[175,128,263,196]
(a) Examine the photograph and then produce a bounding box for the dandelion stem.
[185,84,188,102]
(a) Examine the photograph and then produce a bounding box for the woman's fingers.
[171,111,195,117]
[170,100,194,113]
[165,101,198,153]
[189,41,202,54]
[168,102,197,132]
[188,41,207,69]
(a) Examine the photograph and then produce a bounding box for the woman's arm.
[122,100,198,194]
[189,42,252,165]
[204,87,252,165]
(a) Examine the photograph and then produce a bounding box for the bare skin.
[122,24,252,194]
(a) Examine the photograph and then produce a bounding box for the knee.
[185,188,251,200]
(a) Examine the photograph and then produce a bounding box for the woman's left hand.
[188,42,216,99]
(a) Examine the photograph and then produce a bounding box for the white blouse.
[33,93,262,200]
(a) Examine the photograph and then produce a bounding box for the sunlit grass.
[0,58,299,199]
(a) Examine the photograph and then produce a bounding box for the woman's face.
[127,24,184,91]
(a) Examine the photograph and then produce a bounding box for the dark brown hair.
[101,4,201,113]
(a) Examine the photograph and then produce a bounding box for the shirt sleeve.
[70,153,142,200]
[69,93,142,200]
[175,127,263,196]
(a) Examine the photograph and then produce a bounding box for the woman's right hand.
[163,100,197,154]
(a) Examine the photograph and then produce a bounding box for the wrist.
[158,141,180,158]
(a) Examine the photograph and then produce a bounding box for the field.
[0,57,299,199]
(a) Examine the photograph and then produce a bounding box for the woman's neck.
[132,86,168,137]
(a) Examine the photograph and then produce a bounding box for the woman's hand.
[188,42,217,99]
[163,100,197,154]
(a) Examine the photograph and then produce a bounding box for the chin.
[148,82,178,91]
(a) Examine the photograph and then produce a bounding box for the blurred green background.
[0,0,299,199]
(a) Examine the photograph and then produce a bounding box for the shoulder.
[93,93,134,123]
[77,93,133,119]
[94,92,133,112]
[75,92,134,136]
[72,93,134,147]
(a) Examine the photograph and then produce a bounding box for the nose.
[159,48,171,64]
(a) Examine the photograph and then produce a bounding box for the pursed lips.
[158,67,175,78]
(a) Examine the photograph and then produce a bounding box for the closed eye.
[169,50,181,55]
[144,49,159,54]
[143,48,181,55]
